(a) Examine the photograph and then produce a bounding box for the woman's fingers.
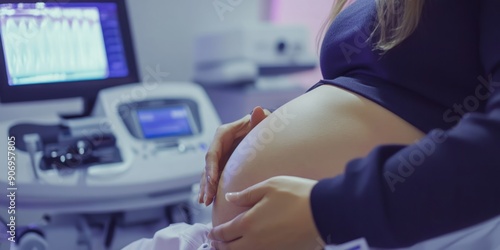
[198,171,207,204]
[205,136,223,186]
[249,106,269,128]
[209,212,247,242]
[202,123,236,205]
[200,110,261,205]
[203,140,222,205]
[204,162,219,206]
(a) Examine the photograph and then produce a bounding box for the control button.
[276,40,287,54]
[65,153,74,164]
[76,140,91,155]
[178,144,186,153]
[59,155,66,164]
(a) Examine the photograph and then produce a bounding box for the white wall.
[126,0,268,82]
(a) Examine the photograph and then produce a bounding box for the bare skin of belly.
[212,85,426,226]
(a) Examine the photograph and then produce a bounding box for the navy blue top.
[312,0,487,133]
[310,0,500,247]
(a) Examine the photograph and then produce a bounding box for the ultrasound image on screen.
[0,2,129,86]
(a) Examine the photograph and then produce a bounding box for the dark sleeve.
[309,0,500,247]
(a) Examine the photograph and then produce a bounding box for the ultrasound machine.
[0,1,219,249]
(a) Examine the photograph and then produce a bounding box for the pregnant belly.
[212,85,425,226]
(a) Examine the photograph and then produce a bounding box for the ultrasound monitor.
[0,0,138,114]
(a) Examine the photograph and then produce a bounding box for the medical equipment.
[194,23,316,86]
[193,23,317,123]
[0,1,219,249]
[0,1,139,114]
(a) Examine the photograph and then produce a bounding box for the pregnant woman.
[125,0,500,249]
[205,0,484,228]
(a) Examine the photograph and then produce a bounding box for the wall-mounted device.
[194,23,317,86]
[193,23,317,123]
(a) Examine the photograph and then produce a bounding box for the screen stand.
[60,97,97,120]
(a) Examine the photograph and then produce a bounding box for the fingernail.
[225,192,238,202]
[203,194,207,205]
[207,175,212,185]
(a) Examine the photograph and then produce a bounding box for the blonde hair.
[319,0,426,52]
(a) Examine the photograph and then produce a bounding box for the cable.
[104,213,119,249]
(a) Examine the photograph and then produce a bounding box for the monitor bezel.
[0,0,139,104]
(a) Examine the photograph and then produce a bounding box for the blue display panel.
[0,2,129,86]
[137,106,194,139]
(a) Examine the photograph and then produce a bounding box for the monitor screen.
[137,105,195,139]
[0,2,129,86]
[0,0,138,107]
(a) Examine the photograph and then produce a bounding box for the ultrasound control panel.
[40,134,121,171]
[8,122,123,175]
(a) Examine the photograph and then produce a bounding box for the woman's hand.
[208,176,324,250]
[199,106,271,206]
